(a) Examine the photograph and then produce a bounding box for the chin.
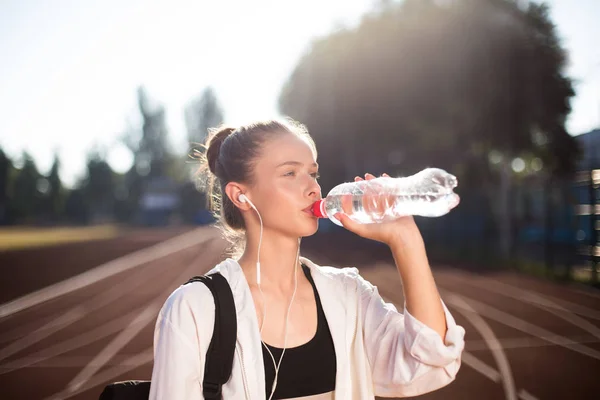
[279,214,319,238]
[299,219,319,237]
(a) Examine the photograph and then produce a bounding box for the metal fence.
[417,171,598,287]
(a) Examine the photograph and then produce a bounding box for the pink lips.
[303,201,321,217]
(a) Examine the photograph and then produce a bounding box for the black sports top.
[262,264,337,399]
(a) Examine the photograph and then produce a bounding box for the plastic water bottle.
[311,168,460,226]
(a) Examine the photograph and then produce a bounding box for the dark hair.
[194,118,317,256]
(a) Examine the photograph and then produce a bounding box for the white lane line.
[0,308,85,362]
[444,293,518,400]
[518,389,539,400]
[573,288,600,300]
[435,270,600,321]
[0,243,214,374]
[64,255,204,394]
[0,227,216,319]
[463,352,541,400]
[0,352,153,368]
[441,290,600,361]
[47,239,222,399]
[0,240,203,362]
[540,306,600,339]
[467,334,600,351]
[461,352,540,400]
[379,292,537,400]
[14,319,590,373]
[0,313,59,344]
[44,351,154,400]
[0,306,144,375]
[436,273,600,342]
[462,352,541,400]
[461,351,501,382]
[65,306,159,393]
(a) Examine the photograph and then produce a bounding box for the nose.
[306,176,321,200]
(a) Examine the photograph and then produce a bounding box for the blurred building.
[573,128,600,273]
[139,176,180,226]
[575,128,600,170]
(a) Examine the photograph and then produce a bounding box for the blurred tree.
[181,87,224,223]
[279,0,578,258]
[65,188,89,224]
[12,151,42,222]
[0,149,13,224]
[135,86,174,179]
[112,172,131,222]
[81,146,115,223]
[118,87,183,223]
[185,87,224,146]
[279,0,577,183]
[120,119,144,223]
[41,152,65,221]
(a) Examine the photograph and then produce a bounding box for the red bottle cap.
[311,199,326,218]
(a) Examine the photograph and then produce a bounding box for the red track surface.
[1,228,598,399]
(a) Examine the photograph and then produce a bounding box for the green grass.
[0,225,121,251]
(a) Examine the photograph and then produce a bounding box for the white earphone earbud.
[238,193,261,284]
[239,193,258,211]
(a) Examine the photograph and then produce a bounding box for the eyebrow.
[276,161,319,168]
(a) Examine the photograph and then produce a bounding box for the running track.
[0,227,598,399]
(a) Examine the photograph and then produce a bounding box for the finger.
[334,213,365,236]
[382,173,390,177]
[354,176,363,182]
[365,173,376,180]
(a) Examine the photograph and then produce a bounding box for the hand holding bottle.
[333,173,426,247]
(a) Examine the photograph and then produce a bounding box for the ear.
[225,182,251,210]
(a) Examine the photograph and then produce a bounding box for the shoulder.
[301,256,363,288]
[302,255,357,275]
[302,256,377,295]
[158,279,215,323]
[316,265,360,281]
[153,279,217,354]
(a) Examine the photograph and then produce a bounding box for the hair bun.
[206,126,236,175]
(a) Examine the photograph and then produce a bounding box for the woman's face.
[247,133,321,238]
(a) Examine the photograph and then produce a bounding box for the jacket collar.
[212,257,351,399]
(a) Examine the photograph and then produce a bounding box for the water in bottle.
[311,168,460,226]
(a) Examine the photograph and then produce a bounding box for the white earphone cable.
[243,194,300,400]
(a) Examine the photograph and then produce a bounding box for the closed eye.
[283,171,320,180]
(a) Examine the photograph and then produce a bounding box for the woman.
[149,119,465,399]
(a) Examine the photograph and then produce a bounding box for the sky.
[0,0,599,188]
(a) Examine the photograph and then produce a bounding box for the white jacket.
[149,257,465,399]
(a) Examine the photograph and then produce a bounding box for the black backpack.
[99,273,237,400]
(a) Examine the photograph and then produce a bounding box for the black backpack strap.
[185,273,237,400]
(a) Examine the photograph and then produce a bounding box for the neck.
[237,227,301,291]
